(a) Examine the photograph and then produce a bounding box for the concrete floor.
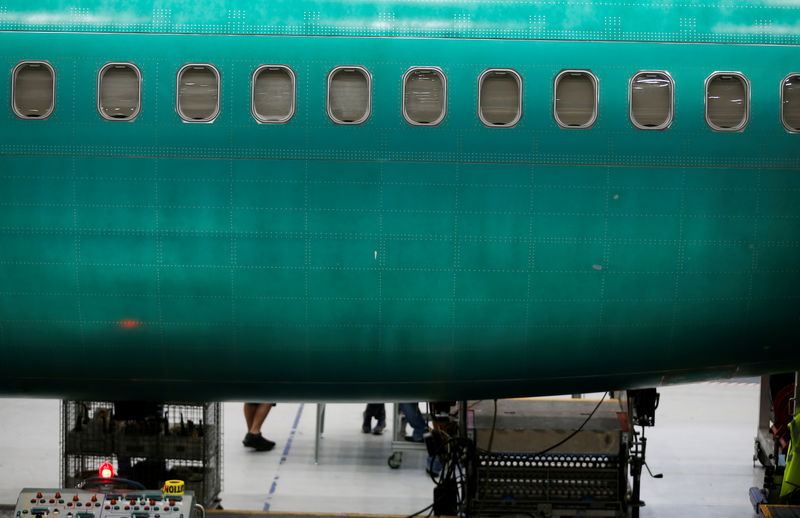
[0,381,764,516]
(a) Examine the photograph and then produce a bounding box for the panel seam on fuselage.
[2,30,800,47]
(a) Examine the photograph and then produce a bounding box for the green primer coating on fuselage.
[0,0,799,401]
[2,0,800,45]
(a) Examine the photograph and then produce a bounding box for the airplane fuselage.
[1,0,799,401]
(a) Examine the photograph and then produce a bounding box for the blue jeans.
[399,402,427,440]
[399,403,443,475]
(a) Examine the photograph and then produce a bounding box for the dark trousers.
[364,403,386,422]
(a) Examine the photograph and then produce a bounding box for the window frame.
[401,66,447,127]
[704,71,750,132]
[477,68,523,128]
[175,63,221,123]
[96,62,142,122]
[326,65,372,125]
[553,69,599,129]
[11,60,56,120]
[780,72,800,134]
[628,70,674,131]
[250,64,296,124]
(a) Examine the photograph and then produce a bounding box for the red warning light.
[99,462,114,479]
[119,319,140,329]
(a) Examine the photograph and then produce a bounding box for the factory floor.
[0,381,765,517]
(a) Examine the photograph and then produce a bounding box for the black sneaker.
[243,432,275,451]
[404,435,424,443]
[361,411,371,433]
[372,420,386,434]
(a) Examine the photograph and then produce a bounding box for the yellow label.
[163,480,185,495]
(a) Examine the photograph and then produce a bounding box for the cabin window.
[477,69,522,127]
[176,64,220,123]
[403,67,447,126]
[629,71,673,130]
[11,61,55,120]
[781,74,800,133]
[97,63,142,121]
[705,72,749,131]
[327,66,371,124]
[554,70,598,129]
[252,65,296,124]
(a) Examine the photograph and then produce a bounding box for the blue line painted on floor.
[263,403,305,511]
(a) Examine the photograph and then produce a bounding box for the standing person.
[243,403,276,451]
[362,403,386,434]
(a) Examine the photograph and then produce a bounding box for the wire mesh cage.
[60,401,222,508]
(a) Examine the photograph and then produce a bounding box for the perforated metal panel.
[474,452,624,515]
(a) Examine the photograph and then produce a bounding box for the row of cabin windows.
[10,60,800,132]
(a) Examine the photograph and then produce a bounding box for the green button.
[113,507,119,511]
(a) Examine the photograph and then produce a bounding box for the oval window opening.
[98,63,141,121]
[12,61,55,119]
[630,71,673,130]
[554,70,597,129]
[706,72,749,131]
[403,67,446,126]
[478,69,522,127]
[327,66,371,124]
[176,64,220,122]
[252,65,295,124]
[781,74,800,132]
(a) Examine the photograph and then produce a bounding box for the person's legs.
[399,402,427,441]
[372,403,386,434]
[244,403,257,430]
[249,403,272,433]
[426,455,443,476]
[243,403,275,451]
[363,403,383,433]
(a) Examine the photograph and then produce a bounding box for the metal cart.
[387,403,427,469]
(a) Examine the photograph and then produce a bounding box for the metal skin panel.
[0,1,799,401]
[1,0,800,45]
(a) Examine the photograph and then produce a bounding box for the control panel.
[14,489,195,518]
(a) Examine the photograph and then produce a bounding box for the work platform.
[468,397,630,517]
[761,505,800,518]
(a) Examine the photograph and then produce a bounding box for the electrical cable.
[533,392,608,456]
[415,395,608,517]
[404,502,433,518]
[473,392,609,457]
